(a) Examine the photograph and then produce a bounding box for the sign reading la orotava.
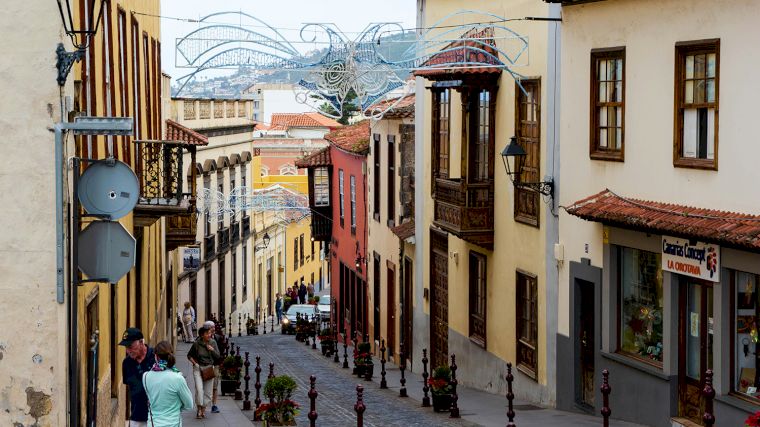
[661,235,720,282]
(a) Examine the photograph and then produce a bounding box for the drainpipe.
[54,124,65,304]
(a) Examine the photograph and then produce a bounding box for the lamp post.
[55,0,105,86]
[501,136,554,198]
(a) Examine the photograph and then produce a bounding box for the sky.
[160,0,418,82]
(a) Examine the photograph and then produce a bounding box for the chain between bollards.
[355,384,366,427]
[703,369,715,427]
[506,362,515,427]
[450,354,460,418]
[253,356,262,421]
[379,339,388,389]
[421,348,430,407]
[601,369,611,427]
[308,375,318,427]
[399,342,407,397]
[243,352,251,410]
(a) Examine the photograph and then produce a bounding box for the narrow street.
[176,325,645,427]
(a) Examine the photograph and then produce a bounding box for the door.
[373,253,381,343]
[387,264,396,358]
[576,279,595,407]
[679,278,714,424]
[218,259,226,322]
[402,257,414,363]
[205,268,212,321]
[430,229,449,368]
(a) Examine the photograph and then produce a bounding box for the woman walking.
[142,341,194,426]
[182,302,196,343]
[187,325,220,418]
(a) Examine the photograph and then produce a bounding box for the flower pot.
[363,363,374,381]
[220,379,239,396]
[432,393,452,412]
[247,326,256,335]
[321,341,334,356]
[354,363,366,377]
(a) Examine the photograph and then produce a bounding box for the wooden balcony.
[166,209,198,252]
[217,227,230,254]
[230,221,240,246]
[433,177,494,250]
[310,207,332,241]
[242,215,251,239]
[204,234,216,260]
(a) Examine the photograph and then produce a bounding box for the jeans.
[192,364,214,408]
[276,309,282,323]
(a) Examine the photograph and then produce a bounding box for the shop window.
[733,270,760,401]
[516,270,538,379]
[618,246,664,366]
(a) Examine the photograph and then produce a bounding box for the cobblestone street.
[176,324,645,427]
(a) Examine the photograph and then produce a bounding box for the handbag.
[200,365,216,381]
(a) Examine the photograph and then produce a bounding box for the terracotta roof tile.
[368,95,415,119]
[270,112,342,130]
[566,189,760,250]
[295,146,331,168]
[391,220,415,240]
[325,121,370,155]
[166,119,209,146]
[415,27,502,78]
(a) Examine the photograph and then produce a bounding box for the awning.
[565,189,760,251]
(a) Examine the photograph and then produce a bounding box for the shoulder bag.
[200,365,216,382]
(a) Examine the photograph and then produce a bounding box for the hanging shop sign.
[182,246,201,272]
[661,235,720,282]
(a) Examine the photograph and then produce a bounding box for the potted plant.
[313,296,320,304]
[746,411,760,427]
[256,375,300,426]
[429,365,453,412]
[353,342,373,378]
[246,317,256,335]
[220,354,244,396]
[283,295,292,311]
[308,296,316,305]
[319,328,334,356]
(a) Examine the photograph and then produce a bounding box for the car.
[316,295,331,320]
[281,304,318,334]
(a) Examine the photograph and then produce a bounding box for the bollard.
[243,352,251,410]
[355,384,366,427]
[263,312,267,335]
[269,362,275,379]
[450,354,460,418]
[333,327,340,363]
[312,317,317,349]
[379,339,388,389]
[306,316,312,347]
[271,311,275,333]
[228,313,233,338]
[399,342,407,397]
[601,369,611,427]
[703,369,715,427]
[421,348,430,407]
[253,312,259,336]
[254,356,262,420]
[245,313,250,336]
[352,337,359,375]
[343,333,350,369]
[308,375,318,427]
[506,362,515,427]
[234,345,243,400]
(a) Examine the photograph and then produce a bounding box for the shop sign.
[182,246,201,272]
[662,235,720,281]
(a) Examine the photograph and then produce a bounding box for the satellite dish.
[78,159,139,220]
[78,221,136,284]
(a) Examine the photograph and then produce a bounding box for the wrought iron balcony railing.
[204,234,216,260]
[230,221,240,245]
[310,207,332,241]
[217,227,230,253]
[242,215,251,238]
[134,140,191,211]
[433,177,494,249]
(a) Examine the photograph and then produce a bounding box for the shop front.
[563,190,760,427]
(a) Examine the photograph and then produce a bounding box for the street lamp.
[500,136,554,198]
[55,0,105,86]
[254,232,270,252]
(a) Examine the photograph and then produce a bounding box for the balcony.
[433,177,494,250]
[217,227,230,254]
[166,210,198,252]
[230,221,240,245]
[310,207,332,241]
[133,140,192,227]
[204,234,216,260]
[242,215,251,238]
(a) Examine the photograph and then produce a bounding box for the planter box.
[432,393,452,412]
[220,379,240,396]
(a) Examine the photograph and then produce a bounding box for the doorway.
[430,229,449,368]
[386,263,396,358]
[402,256,413,364]
[678,277,714,425]
[575,279,595,408]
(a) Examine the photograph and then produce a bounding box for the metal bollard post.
[449,354,460,418]
[343,333,350,369]
[421,348,430,407]
[399,342,407,397]
[703,369,715,427]
[601,369,611,427]
[308,375,318,427]
[271,312,275,333]
[238,313,242,337]
[506,362,515,427]
[380,339,388,389]
[312,317,317,349]
[253,356,262,421]
[243,352,251,410]
[268,362,275,379]
[253,312,259,335]
[228,313,233,338]
[333,327,340,363]
[354,384,366,427]
[263,311,267,335]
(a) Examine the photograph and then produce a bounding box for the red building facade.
[296,121,370,341]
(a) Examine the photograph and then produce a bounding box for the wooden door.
[402,257,414,363]
[577,279,595,407]
[430,229,449,368]
[387,264,396,358]
[679,278,714,425]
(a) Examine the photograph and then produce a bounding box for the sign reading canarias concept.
[662,236,720,282]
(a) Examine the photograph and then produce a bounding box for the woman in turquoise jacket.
[142,341,194,426]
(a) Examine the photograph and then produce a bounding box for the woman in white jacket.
[142,341,194,426]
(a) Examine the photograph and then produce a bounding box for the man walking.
[120,328,155,427]
[299,282,307,304]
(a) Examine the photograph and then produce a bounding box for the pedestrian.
[275,293,283,324]
[290,287,298,304]
[120,328,155,427]
[204,320,224,414]
[142,341,194,426]
[187,325,220,419]
[307,282,315,298]
[182,302,196,343]
[299,282,307,304]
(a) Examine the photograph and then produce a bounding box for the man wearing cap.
[204,320,223,414]
[120,328,155,426]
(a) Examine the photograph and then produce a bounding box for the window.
[373,134,381,221]
[432,89,451,180]
[238,101,246,118]
[299,234,305,267]
[254,100,260,109]
[142,34,152,138]
[217,183,224,229]
[732,270,760,400]
[469,252,487,346]
[516,270,538,379]
[242,244,248,301]
[229,179,235,213]
[313,167,329,207]
[514,80,540,226]
[226,101,234,118]
[231,251,237,312]
[117,8,130,165]
[674,39,719,169]
[293,238,298,271]
[339,169,345,227]
[618,246,663,366]
[591,48,625,160]
[131,18,141,141]
[387,135,396,226]
[473,90,491,182]
[241,175,248,217]
[311,238,315,260]
[350,175,356,234]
